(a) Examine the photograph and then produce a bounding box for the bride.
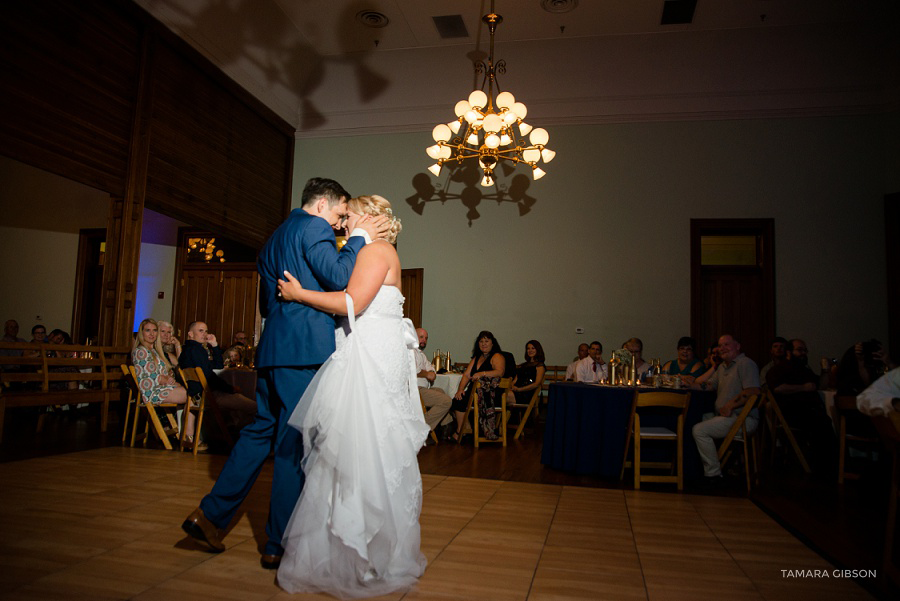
[274,194,430,598]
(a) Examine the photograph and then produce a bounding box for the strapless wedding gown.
[277,286,430,599]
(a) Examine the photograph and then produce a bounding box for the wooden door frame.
[690,218,775,353]
[71,228,107,343]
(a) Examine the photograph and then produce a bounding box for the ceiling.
[134,1,895,135]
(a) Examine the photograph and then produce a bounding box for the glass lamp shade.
[448,120,461,134]
[481,174,494,187]
[466,133,479,146]
[496,91,515,109]
[432,124,452,142]
[428,163,442,176]
[426,144,441,159]
[523,148,541,163]
[511,102,528,119]
[529,128,549,146]
[532,166,546,180]
[482,113,503,134]
[464,109,480,124]
[519,122,533,136]
[438,145,452,159]
[502,110,518,125]
[499,133,512,146]
[468,90,488,109]
[541,148,556,163]
[454,100,471,117]
[484,134,500,148]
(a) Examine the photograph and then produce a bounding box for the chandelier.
[187,237,225,263]
[425,1,555,187]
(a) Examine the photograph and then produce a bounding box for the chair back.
[179,367,208,399]
[120,364,138,394]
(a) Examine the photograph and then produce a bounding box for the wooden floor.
[0,446,877,601]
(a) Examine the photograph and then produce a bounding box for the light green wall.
[295,114,892,365]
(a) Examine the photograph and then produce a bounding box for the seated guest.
[759,336,788,383]
[691,334,760,484]
[1,320,26,368]
[157,321,182,367]
[451,331,506,441]
[511,340,547,404]
[766,339,836,474]
[662,336,705,385]
[47,329,78,390]
[179,321,256,434]
[413,327,452,435]
[575,341,607,383]
[223,345,243,367]
[857,366,900,416]
[623,337,650,377]
[836,339,896,396]
[132,318,196,447]
[702,342,720,371]
[30,324,47,343]
[566,343,589,381]
[2,320,25,344]
[232,330,249,348]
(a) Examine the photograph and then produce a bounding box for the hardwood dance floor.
[0,446,877,601]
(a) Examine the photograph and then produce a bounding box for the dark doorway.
[691,219,775,366]
[72,228,106,344]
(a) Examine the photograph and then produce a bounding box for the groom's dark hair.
[301,177,350,209]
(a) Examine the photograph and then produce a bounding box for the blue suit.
[199,209,365,556]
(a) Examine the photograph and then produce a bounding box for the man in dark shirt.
[179,321,256,436]
[766,338,836,475]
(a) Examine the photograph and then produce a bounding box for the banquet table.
[218,368,258,398]
[541,382,716,481]
[432,373,463,398]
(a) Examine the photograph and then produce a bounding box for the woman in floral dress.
[132,318,195,443]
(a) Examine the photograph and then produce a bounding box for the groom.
[182,177,388,569]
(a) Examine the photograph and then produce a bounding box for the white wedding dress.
[277,286,430,599]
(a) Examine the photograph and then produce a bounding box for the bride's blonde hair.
[348,195,402,244]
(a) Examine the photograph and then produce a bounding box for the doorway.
[690,219,775,366]
[72,228,106,344]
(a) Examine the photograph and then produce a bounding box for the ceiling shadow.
[151,0,392,131]
[406,163,538,227]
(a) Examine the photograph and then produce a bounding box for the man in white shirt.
[414,328,453,432]
[576,341,607,383]
[566,343,589,381]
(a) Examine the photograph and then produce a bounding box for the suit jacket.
[255,209,365,368]
[179,339,229,397]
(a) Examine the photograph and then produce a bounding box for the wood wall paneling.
[0,0,140,195]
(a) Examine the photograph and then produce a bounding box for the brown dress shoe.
[181,507,225,552]
[260,554,282,570]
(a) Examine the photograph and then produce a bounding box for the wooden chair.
[620,390,691,490]
[457,377,512,447]
[124,365,182,450]
[717,394,761,492]
[507,370,546,439]
[179,366,233,452]
[759,387,811,474]
[836,394,880,485]
[120,364,138,444]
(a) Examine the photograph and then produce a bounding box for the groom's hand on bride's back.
[356,215,391,240]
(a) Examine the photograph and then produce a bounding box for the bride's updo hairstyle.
[348,195,402,244]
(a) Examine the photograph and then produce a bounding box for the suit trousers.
[692,411,758,477]
[419,386,453,430]
[199,366,315,556]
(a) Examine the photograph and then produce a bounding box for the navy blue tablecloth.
[540,382,715,480]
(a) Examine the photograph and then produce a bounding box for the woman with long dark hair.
[450,330,506,440]
[510,340,546,405]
